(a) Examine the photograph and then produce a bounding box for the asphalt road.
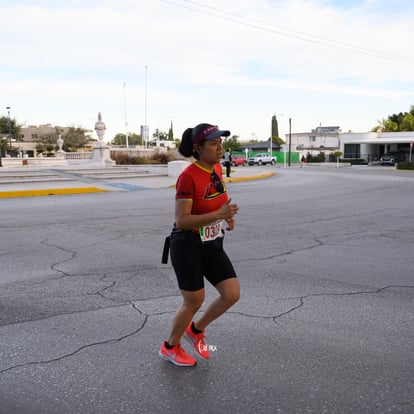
[0,166,413,413]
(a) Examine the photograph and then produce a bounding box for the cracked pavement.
[0,166,413,413]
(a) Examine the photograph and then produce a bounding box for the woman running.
[159,123,240,367]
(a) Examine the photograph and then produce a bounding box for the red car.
[231,154,247,166]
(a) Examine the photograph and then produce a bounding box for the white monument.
[92,112,115,166]
[56,134,65,158]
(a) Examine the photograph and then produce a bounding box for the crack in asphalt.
[2,236,412,376]
[41,239,77,278]
[272,285,414,320]
[227,285,414,323]
[236,239,324,262]
[1,284,412,375]
[227,285,413,322]
[0,304,148,375]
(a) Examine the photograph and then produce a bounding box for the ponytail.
[178,127,199,159]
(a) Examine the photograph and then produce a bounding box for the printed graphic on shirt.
[204,173,226,199]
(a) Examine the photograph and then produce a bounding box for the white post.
[144,65,148,149]
[123,82,129,148]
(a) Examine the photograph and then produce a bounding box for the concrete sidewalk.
[0,164,276,198]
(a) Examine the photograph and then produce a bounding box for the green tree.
[36,128,60,154]
[168,121,174,140]
[271,114,279,140]
[37,126,89,153]
[0,115,20,139]
[111,133,143,146]
[372,107,414,132]
[152,129,168,142]
[223,135,241,152]
[0,115,21,155]
[400,112,414,131]
[62,127,90,151]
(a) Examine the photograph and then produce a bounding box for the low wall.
[1,155,187,177]
[168,160,190,177]
[1,158,68,168]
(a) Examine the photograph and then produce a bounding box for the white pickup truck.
[248,153,276,166]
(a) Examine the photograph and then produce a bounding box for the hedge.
[396,161,414,170]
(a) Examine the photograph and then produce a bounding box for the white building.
[285,126,341,158]
[340,131,414,162]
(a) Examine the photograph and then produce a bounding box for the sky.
[1,0,414,143]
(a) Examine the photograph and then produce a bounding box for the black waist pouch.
[161,236,170,264]
[161,226,199,264]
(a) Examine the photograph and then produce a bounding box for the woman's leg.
[194,277,240,331]
[167,288,205,346]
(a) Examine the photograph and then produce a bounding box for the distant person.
[159,123,240,367]
[223,148,232,177]
[301,155,306,168]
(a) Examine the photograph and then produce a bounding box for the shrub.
[110,151,175,165]
[306,152,325,163]
[396,161,414,170]
[151,152,175,164]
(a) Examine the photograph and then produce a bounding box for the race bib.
[199,220,224,243]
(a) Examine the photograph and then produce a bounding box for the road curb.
[166,171,275,188]
[0,171,275,198]
[224,171,275,183]
[0,187,108,199]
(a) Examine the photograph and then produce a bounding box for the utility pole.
[123,83,129,148]
[288,117,292,166]
[144,65,148,149]
[6,106,11,154]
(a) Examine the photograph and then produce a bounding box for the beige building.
[14,124,93,157]
[18,124,65,142]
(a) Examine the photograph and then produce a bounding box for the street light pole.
[6,106,11,155]
[288,117,292,166]
[123,83,129,148]
[144,65,148,149]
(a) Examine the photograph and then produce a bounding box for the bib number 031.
[199,221,223,243]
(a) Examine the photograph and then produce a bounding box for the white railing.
[64,152,93,160]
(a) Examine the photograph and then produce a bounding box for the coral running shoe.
[159,342,196,367]
[184,322,210,359]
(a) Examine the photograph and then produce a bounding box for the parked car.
[380,151,406,166]
[248,153,276,165]
[231,154,247,166]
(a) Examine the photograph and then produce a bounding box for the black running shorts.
[170,229,237,292]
